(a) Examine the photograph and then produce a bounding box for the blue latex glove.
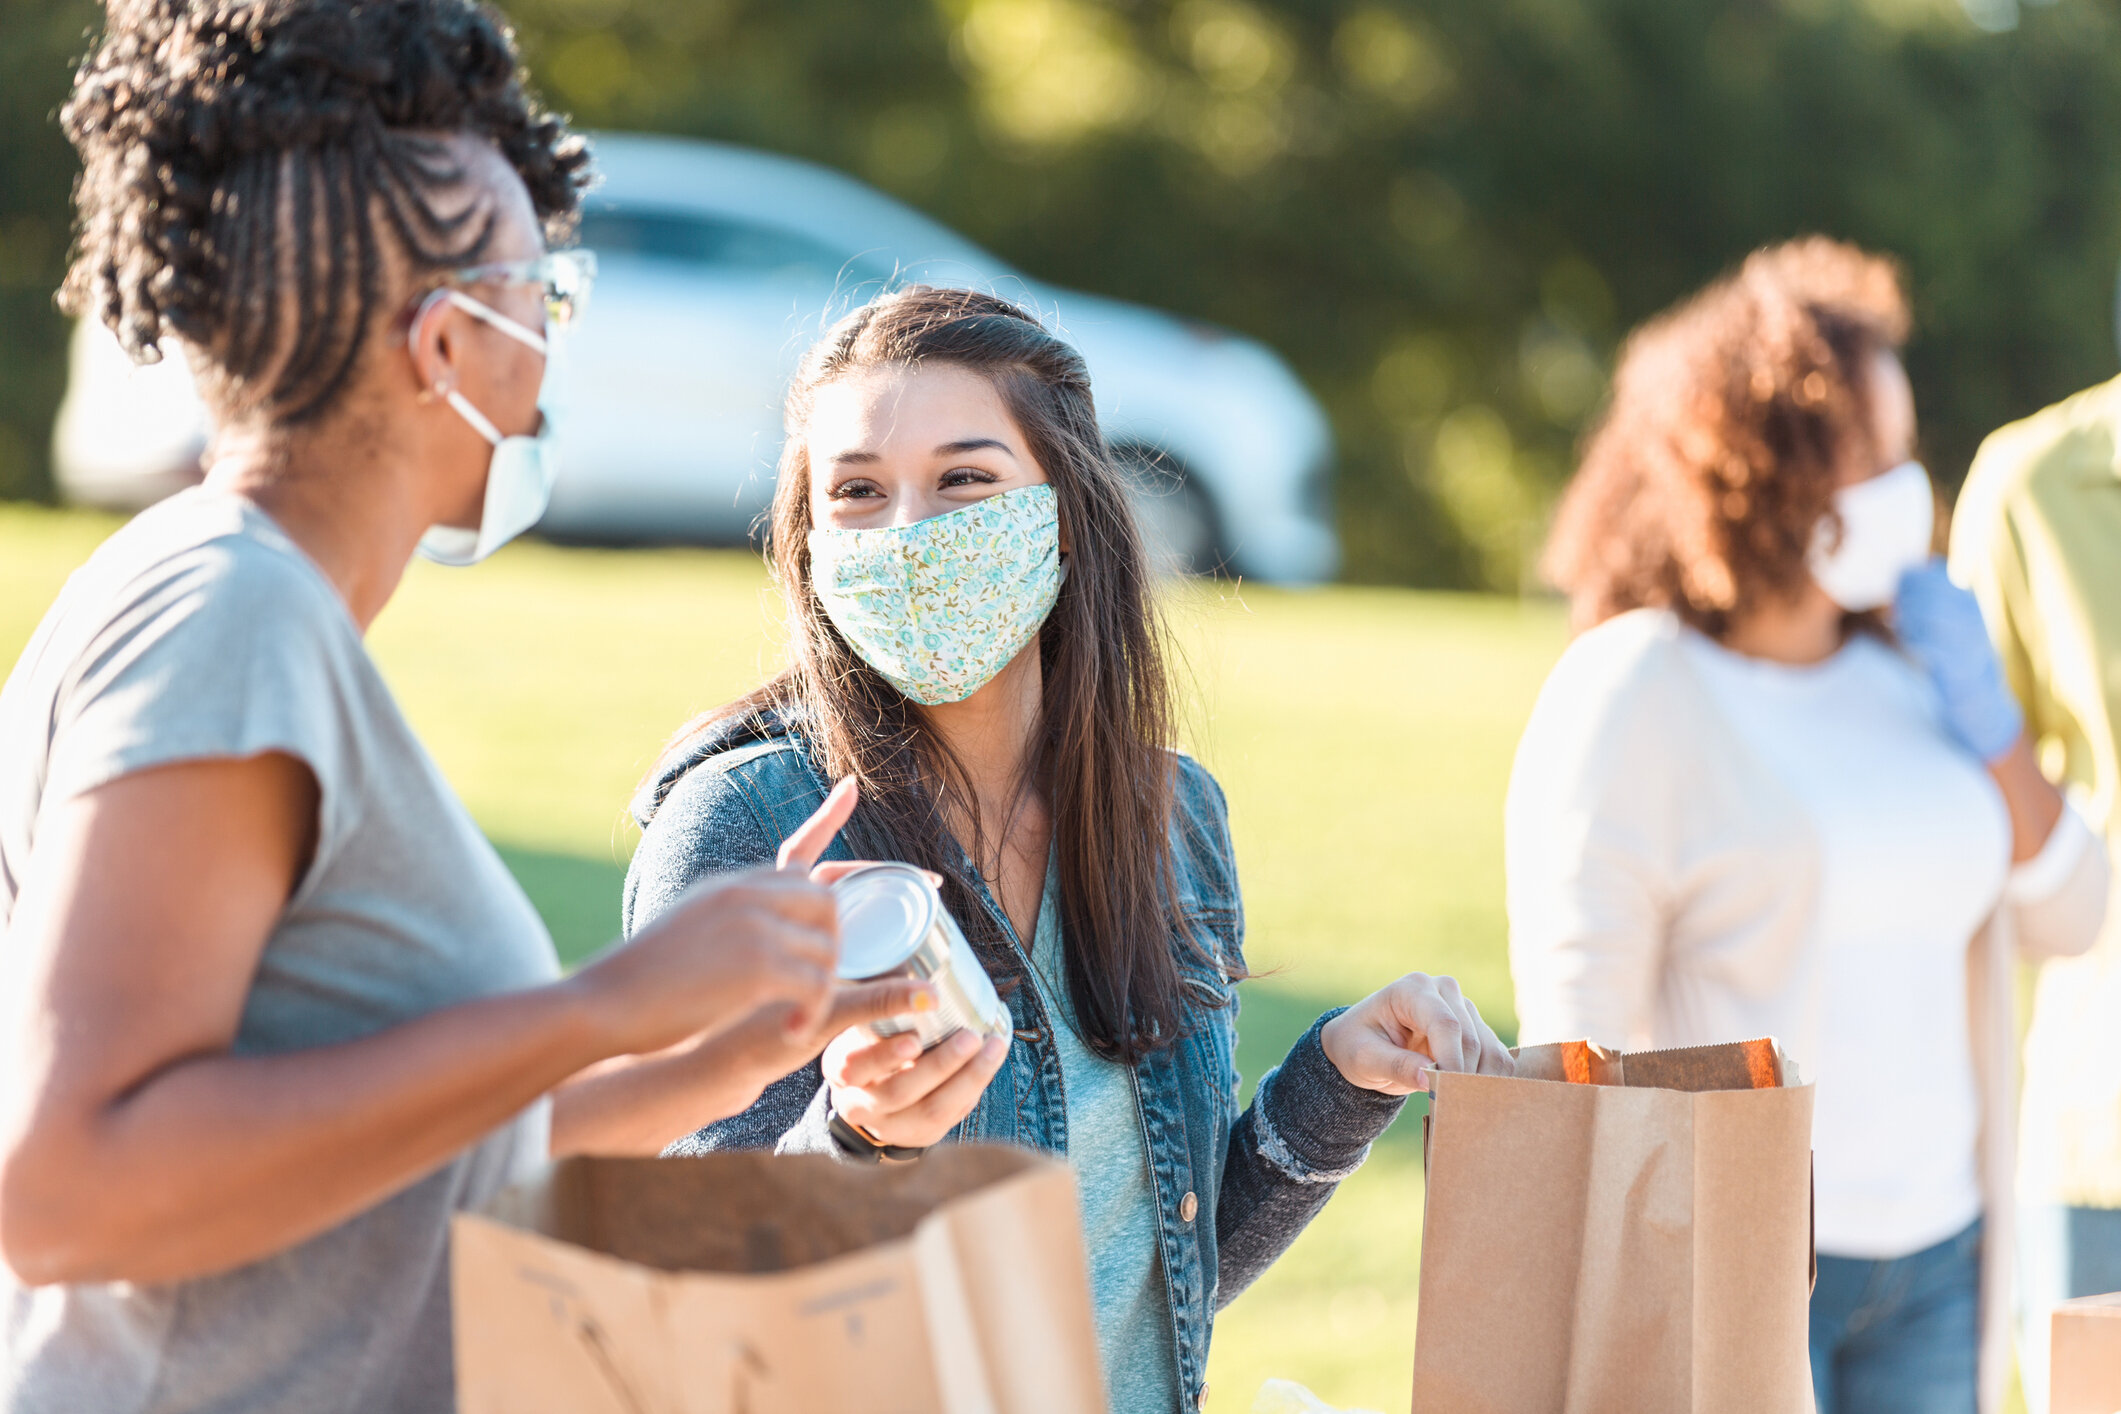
[1892,559,2023,763]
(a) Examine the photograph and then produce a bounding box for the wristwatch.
[827,1107,926,1164]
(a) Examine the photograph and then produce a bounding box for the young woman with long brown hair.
[624,285,1512,1411]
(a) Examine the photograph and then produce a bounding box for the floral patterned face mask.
[808,483,1064,706]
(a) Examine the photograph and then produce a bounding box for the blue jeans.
[1810,1219,1982,1414]
[2016,1204,2121,1414]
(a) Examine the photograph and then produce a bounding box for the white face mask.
[414,289,559,567]
[1807,459,1935,611]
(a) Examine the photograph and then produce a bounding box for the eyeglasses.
[439,249,598,331]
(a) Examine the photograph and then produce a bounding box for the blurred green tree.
[0,0,96,501]
[5,0,2121,586]
[496,0,2121,586]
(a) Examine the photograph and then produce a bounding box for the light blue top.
[1024,866,1183,1414]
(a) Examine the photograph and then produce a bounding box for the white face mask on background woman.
[414,287,561,567]
[808,483,1065,705]
[1807,459,1935,611]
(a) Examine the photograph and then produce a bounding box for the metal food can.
[832,863,1011,1050]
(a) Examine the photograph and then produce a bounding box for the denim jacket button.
[1196,1382,1209,1409]
[1179,1190,1198,1223]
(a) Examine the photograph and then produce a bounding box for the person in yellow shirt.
[1952,376,2121,1412]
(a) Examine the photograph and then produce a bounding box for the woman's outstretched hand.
[552,778,951,1155]
[567,777,869,1065]
[551,975,940,1157]
[1321,972,1515,1096]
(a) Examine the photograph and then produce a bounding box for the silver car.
[52,132,1338,581]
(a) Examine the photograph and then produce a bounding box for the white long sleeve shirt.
[1681,630,2002,1257]
[1507,609,2097,1259]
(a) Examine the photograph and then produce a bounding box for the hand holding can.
[823,864,1011,1150]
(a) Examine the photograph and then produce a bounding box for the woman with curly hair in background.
[0,2,927,1410]
[1505,239,2108,1413]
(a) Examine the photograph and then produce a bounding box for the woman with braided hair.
[0,2,922,1410]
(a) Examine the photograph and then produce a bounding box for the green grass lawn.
[2,502,1566,1413]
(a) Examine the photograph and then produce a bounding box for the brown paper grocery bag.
[1410,1038,1815,1414]
[2051,1291,2121,1414]
[452,1144,1104,1414]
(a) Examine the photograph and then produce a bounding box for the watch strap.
[827,1109,926,1164]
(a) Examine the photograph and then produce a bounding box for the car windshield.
[579,207,898,285]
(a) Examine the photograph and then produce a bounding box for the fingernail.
[953,1031,979,1055]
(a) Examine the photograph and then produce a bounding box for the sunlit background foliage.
[5,0,2121,588]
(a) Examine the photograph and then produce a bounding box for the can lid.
[832,865,938,980]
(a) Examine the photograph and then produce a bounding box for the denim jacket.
[623,715,1406,1411]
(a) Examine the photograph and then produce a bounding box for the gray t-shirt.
[0,489,560,1414]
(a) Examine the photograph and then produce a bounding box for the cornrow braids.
[60,0,591,425]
